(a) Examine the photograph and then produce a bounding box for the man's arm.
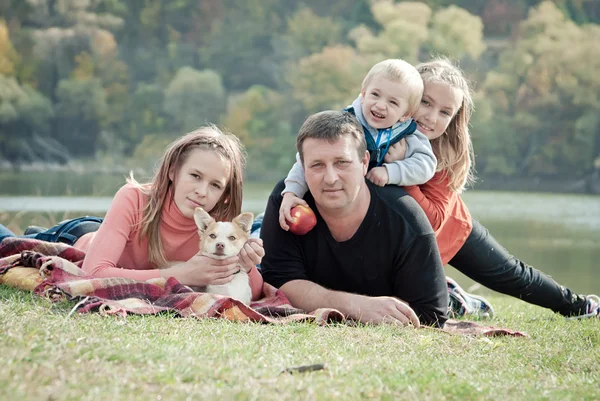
[377,185,448,327]
[281,279,420,327]
[392,232,448,327]
[282,152,309,197]
[260,180,310,288]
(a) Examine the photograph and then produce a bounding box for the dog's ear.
[193,207,214,233]
[232,212,254,233]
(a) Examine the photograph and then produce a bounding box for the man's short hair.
[296,110,367,164]
[361,59,424,117]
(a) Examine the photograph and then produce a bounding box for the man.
[260,110,448,327]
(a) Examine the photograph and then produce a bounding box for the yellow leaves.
[222,86,281,146]
[483,1,600,112]
[287,45,367,113]
[353,1,431,63]
[353,2,484,63]
[0,20,19,76]
[429,6,487,60]
[72,53,95,80]
[370,1,431,27]
[91,30,117,59]
[284,7,342,56]
[524,0,567,29]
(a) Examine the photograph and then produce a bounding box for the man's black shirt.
[260,179,448,326]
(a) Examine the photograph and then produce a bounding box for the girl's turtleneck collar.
[161,190,198,232]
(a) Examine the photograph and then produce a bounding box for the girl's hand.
[384,138,407,163]
[161,254,240,286]
[366,166,389,187]
[238,237,264,272]
[279,192,308,231]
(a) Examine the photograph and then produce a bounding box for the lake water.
[1,171,599,298]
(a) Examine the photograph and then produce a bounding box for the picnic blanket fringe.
[0,237,526,336]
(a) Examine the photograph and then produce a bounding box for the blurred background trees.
[0,0,598,189]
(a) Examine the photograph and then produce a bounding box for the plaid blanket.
[0,237,526,336]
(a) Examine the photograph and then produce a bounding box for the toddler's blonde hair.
[362,59,424,117]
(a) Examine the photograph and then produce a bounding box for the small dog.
[194,207,254,305]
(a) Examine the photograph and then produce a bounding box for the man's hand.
[279,280,420,327]
[352,296,420,327]
[279,192,308,231]
[366,166,389,187]
[384,138,407,163]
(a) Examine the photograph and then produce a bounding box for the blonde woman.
[401,58,598,319]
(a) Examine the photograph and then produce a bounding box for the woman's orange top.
[404,171,472,265]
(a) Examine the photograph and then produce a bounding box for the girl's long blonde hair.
[416,58,475,193]
[128,126,246,267]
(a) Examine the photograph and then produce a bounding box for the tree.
[198,0,283,90]
[273,7,343,62]
[427,5,486,60]
[287,45,370,114]
[119,82,167,153]
[349,1,486,63]
[474,1,600,177]
[54,77,108,156]
[27,0,124,99]
[350,1,432,64]
[0,20,19,76]
[0,75,58,164]
[163,67,226,132]
[222,85,296,180]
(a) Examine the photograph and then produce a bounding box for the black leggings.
[449,219,588,316]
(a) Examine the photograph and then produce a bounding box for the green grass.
[1,285,598,401]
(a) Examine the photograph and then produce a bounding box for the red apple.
[287,204,317,235]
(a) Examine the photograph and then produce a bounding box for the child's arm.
[404,172,454,231]
[280,153,309,230]
[382,131,437,186]
[81,185,161,280]
[282,152,309,198]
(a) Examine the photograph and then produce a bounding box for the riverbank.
[1,166,599,196]
[474,174,600,195]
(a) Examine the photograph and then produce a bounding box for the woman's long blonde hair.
[128,126,246,266]
[416,58,475,193]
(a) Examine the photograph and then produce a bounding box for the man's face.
[302,136,369,213]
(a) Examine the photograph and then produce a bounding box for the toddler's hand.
[366,167,389,187]
[279,192,308,231]
[384,138,407,163]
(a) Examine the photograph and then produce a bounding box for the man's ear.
[361,150,369,176]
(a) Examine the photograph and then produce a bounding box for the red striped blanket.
[0,237,526,336]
